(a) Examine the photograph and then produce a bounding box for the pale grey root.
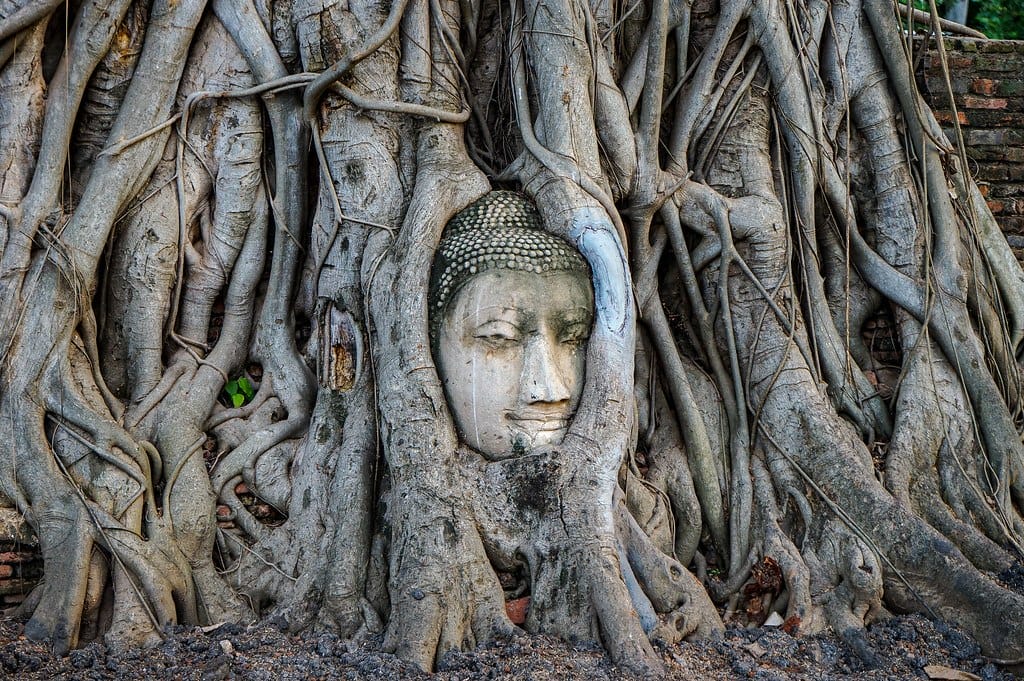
[0,0,1021,675]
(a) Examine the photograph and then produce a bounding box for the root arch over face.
[0,0,1023,672]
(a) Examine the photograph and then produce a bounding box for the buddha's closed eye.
[559,322,590,345]
[474,320,522,348]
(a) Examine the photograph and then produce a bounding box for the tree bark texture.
[0,0,1023,674]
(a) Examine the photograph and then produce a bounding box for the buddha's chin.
[507,422,568,454]
[472,421,571,460]
[529,426,567,447]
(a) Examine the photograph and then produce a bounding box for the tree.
[0,0,1023,674]
[968,0,1024,39]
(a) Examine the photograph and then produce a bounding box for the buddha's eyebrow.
[556,307,594,324]
[454,305,524,326]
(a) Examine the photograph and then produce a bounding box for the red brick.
[0,551,31,563]
[0,566,13,579]
[971,78,998,95]
[505,597,530,625]
[951,111,1024,128]
[962,95,1008,110]
[988,200,1006,214]
[944,55,975,70]
[934,110,969,125]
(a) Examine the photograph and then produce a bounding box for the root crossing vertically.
[0,0,1022,673]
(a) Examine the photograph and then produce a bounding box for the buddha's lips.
[506,414,571,433]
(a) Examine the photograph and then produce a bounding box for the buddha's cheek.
[467,350,521,452]
[440,346,522,458]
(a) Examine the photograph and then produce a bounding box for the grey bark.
[0,0,1022,674]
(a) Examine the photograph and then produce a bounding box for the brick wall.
[0,509,40,609]
[918,37,1024,251]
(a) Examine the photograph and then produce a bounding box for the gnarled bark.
[0,0,1022,673]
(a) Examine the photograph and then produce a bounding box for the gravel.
[0,613,1017,680]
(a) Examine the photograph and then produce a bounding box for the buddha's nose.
[521,337,572,404]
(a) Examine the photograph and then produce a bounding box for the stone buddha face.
[430,192,594,461]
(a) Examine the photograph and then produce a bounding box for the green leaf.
[231,392,245,408]
[225,379,239,395]
[238,377,255,399]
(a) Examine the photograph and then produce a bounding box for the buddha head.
[430,192,594,461]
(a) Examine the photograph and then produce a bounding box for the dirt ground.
[0,611,1018,680]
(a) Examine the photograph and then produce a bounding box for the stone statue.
[426,191,725,647]
[430,191,594,460]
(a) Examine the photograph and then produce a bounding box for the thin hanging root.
[699,192,755,575]
[99,115,182,158]
[43,369,156,508]
[46,414,149,506]
[218,524,294,582]
[660,200,738,431]
[642,295,728,555]
[162,435,206,516]
[101,73,318,159]
[78,310,122,421]
[330,81,469,122]
[50,445,168,641]
[690,31,755,160]
[694,53,763,178]
[127,363,189,430]
[301,0,412,121]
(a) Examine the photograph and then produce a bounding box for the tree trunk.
[0,0,1022,673]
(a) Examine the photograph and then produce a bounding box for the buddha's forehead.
[446,269,594,325]
[430,194,588,302]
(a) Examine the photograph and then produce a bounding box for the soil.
[0,612,1018,680]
